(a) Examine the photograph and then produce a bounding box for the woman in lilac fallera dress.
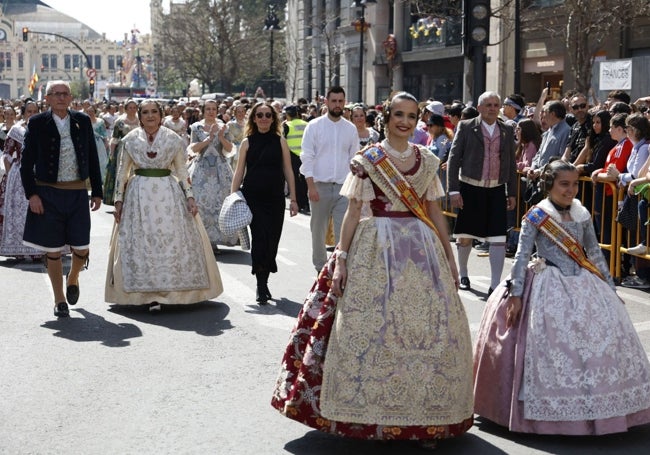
[473,159,650,435]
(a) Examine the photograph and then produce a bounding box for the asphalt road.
[1,204,649,455]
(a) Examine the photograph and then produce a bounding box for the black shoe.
[474,243,487,251]
[54,302,69,317]
[262,284,272,301]
[66,274,79,305]
[149,302,162,313]
[459,277,471,290]
[256,287,268,305]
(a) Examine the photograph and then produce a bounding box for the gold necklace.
[383,140,413,162]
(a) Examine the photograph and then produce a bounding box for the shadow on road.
[0,256,57,274]
[284,430,506,455]
[242,297,303,318]
[213,248,250,266]
[273,297,303,318]
[474,417,650,454]
[41,308,142,347]
[108,301,233,336]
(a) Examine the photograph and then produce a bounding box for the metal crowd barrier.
[437,169,649,281]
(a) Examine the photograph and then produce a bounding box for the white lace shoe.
[627,243,647,255]
[621,275,650,289]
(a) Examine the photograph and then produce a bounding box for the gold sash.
[525,206,607,281]
[358,144,440,238]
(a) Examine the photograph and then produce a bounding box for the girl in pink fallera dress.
[474,159,650,435]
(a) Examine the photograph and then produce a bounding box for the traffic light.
[22,27,28,42]
[89,78,95,95]
[463,0,490,55]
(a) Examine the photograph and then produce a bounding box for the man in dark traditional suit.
[446,91,518,295]
[21,80,103,317]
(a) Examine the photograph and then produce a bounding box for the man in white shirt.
[300,86,360,270]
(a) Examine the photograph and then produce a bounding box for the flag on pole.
[28,64,38,95]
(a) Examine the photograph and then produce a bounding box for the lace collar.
[537,198,590,223]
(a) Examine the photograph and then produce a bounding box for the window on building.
[95,55,101,70]
[408,0,462,50]
[108,55,115,70]
[334,0,341,27]
[305,0,313,36]
[18,52,23,70]
[4,52,10,70]
[64,54,71,70]
[50,54,57,70]
[117,56,123,68]
[42,54,49,71]
[525,0,565,7]
[73,54,81,69]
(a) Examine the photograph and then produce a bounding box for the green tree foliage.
[159,0,287,96]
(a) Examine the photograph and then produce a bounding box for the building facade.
[286,0,650,106]
[286,0,467,105]
[0,0,154,100]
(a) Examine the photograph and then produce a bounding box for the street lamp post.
[263,4,281,100]
[353,0,376,103]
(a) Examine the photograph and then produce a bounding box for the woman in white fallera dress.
[0,101,42,259]
[105,100,223,311]
[188,99,239,250]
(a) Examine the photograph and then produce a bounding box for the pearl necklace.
[383,141,413,162]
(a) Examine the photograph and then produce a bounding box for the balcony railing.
[407,15,462,51]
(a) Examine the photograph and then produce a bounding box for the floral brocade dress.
[104,126,223,305]
[103,115,139,205]
[473,198,650,435]
[272,147,474,441]
[188,120,239,248]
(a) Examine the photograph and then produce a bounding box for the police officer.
[283,105,309,213]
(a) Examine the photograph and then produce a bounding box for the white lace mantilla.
[522,264,650,421]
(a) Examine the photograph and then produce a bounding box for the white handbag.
[219,191,252,235]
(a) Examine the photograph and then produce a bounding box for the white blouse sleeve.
[340,172,375,201]
[424,172,446,201]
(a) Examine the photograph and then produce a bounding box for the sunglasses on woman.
[255,112,273,119]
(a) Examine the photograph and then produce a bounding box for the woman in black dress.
[231,102,298,304]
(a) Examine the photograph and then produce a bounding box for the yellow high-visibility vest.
[286,118,308,156]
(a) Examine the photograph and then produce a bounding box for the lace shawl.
[340,145,445,207]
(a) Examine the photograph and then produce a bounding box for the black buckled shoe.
[54,302,70,317]
[66,274,79,305]
[256,287,268,305]
[459,277,471,290]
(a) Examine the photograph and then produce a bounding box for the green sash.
[135,169,171,177]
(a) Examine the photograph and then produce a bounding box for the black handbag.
[616,194,638,232]
[524,180,543,205]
